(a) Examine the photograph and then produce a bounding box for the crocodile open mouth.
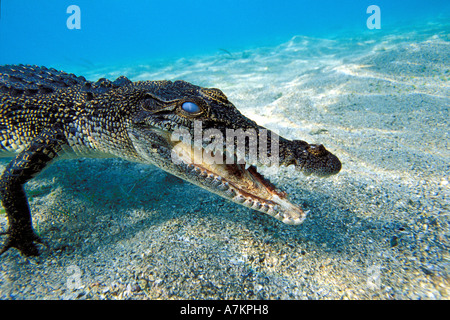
[172,142,307,225]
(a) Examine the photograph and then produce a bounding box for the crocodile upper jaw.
[128,125,309,224]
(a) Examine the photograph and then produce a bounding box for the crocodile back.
[0,65,132,98]
[0,65,133,156]
[0,65,89,97]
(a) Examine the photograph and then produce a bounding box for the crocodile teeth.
[210,177,222,188]
[175,143,306,225]
[252,201,262,210]
[233,195,246,204]
[224,187,235,197]
[217,182,229,191]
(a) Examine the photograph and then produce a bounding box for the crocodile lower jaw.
[172,143,307,225]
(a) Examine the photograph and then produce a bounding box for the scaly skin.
[0,64,341,256]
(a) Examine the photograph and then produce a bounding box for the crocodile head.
[127,80,341,224]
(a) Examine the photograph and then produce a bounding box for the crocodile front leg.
[0,126,66,256]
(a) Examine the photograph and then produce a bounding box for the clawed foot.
[0,228,42,257]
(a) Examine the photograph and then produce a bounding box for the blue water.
[0,0,449,70]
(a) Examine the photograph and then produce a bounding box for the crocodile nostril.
[307,144,327,157]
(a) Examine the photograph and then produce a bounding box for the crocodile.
[0,64,341,256]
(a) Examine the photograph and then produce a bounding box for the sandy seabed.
[1,22,449,300]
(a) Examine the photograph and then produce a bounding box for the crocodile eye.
[181,101,200,113]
